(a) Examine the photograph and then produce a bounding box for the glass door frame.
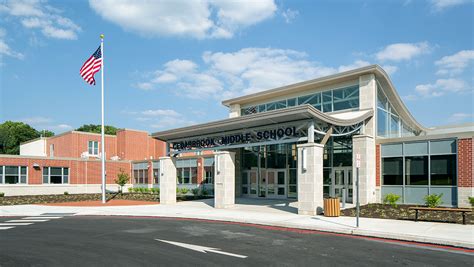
[331,167,353,203]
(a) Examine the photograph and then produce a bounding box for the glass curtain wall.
[323,136,353,198]
[241,85,359,115]
[377,82,417,138]
[381,139,457,206]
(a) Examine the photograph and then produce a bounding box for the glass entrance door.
[332,167,353,203]
[265,169,286,198]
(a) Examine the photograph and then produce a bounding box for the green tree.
[38,130,55,137]
[114,169,130,194]
[76,124,118,135]
[0,121,41,154]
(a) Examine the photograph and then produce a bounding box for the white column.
[359,74,377,136]
[352,135,376,205]
[214,151,236,209]
[228,104,241,118]
[297,143,324,215]
[159,156,177,205]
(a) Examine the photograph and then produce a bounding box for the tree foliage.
[0,121,48,155]
[76,124,118,135]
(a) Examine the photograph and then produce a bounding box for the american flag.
[80,46,102,85]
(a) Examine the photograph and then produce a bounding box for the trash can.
[324,198,341,217]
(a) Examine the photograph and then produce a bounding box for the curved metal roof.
[221,64,427,133]
[152,105,373,142]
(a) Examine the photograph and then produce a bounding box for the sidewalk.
[1,198,472,249]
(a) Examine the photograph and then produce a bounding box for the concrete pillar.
[359,74,376,137]
[228,104,241,118]
[214,151,235,209]
[352,135,376,205]
[297,143,324,215]
[159,156,177,205]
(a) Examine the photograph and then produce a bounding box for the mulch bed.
[44,199,159,206]
[341,203,473,225]
[0,193,213,206]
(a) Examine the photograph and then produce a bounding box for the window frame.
[1,165,28,185]
[88,140,99,156]
[42,166,69,184]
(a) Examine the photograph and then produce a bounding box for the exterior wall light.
[302,148,307,172]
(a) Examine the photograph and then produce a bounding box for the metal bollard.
[342,188,346,208]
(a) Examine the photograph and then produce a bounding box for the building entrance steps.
[0,198,472,249]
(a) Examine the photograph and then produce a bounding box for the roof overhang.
[221,64,427,134]
[152,105,373,142]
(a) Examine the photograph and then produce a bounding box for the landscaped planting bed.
[341,204,473,225]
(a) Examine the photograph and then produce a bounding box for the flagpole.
[100,34,106,204]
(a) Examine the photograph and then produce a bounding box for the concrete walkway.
[1,198,472,249]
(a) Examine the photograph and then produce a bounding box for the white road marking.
[23,217,62,219]
[6,220,49,223]
[0,227,15,230]
[156,239,248,259]
[0,223,33,226]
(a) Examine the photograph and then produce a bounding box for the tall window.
[203,157,214,184]
[152,161,160,184]
[176,159,197,184]
[132,163,149,184]
[43,167,69,184]
[88,141,99,156]
[0,166,27,184]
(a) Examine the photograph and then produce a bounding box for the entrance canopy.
[152,105,373,154]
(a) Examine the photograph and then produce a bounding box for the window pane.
[390,114,400,137]
[405,156,428,185]
[43,175,49,184]
[381,144,402,157]
[20,166,27,175]
[377,108,388,137]
[287,98,296,107]
[258,104,266,113]
[275,100,286,109]
[404,142,428,156]
[322,91,332,112]
[277,172,285,185]
[63,168,69,175]
[0,166,3,175]
[51,167,62,175]
[382,157,403,185]
[5,166,19,175]
[377,87,388,110]
[323,168,331,185]
[5,176,18,184]
[430,140,456,154]
[266,102,277,111]
[242,172,248,185]
[430,155,456,185]
[63,175,69,184]
[191,167,197,184]
[20,175,27,184]
[50,175,62,184]
[333,86,359,111]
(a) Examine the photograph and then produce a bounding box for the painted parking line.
[23,217,63,219]
[6,220,50,223]
[0,227,15,230]
[40,213,76,216]
[0,223,34,226]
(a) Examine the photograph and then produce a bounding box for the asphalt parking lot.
[0,215,472,266]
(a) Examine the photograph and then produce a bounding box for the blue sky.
[0,0,473,134]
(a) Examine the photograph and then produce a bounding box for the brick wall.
[375,144,380,187]
[458,138,473,187]
[46,132,117,159]
[0,156,131,185]
[117,129,166,161]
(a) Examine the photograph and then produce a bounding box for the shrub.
[0,192,4,197]
[114,169,130,193]
[133,187,141,193]
[64,191,69,195]
[383,193,401,208]
[151,188,160,194]
[201,189,208,196]
[424,193,443,208]
[469,196,474,207]
[179,188,189,195]
[128,187,133,193]
[191,188,200,196]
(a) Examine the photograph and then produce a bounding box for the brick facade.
[458,138,473,187]
[375,144,380,187]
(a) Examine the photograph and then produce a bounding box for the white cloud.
[282,8,299,23]
[0,27,24,59]
[447,112,474,123]
[415,78,469,97]
[21,116,53,125]
[141,109,181,117]
[0,0,81,40]
[88,0,277,39]
[435,50,474,75]
[337,60,371,73]
[375,42,432,62]
[429,0,471,11]
[381,65,399,75]
[18,116,72,133]
[136,48,385,100]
